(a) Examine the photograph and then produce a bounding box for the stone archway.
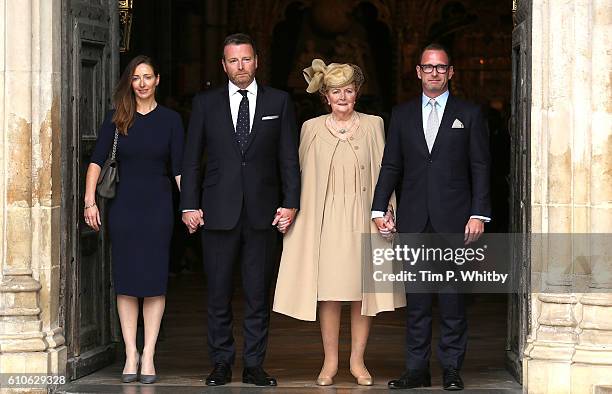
[1,1,611,393]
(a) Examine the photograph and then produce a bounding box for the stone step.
[54,383,523,394]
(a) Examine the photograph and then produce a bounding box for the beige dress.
[273,112,406,321]
[318,137,363,300]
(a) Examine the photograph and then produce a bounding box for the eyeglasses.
[419,64,451,74]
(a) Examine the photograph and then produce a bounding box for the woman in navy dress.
[84,55,184,384]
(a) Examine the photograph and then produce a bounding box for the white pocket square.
[261,115,279,120]
[451,119,464,128]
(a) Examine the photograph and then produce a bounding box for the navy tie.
[236,90,250,151]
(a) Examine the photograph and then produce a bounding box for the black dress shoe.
[388,369,431,389]
[242,366,277,386]
[443,368,464,391]
[206,362,232,386]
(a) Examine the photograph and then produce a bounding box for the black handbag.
[96,128,119,199]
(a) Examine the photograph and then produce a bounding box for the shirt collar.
[422,90,450,108]
[228,79,258,96]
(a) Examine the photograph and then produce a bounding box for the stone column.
[0,0,66,390]
[525,0,612,393]
[571,0,612,391]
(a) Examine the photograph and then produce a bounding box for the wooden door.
[505,0,531,384]
[60,0,120,380]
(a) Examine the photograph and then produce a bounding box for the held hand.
[272,207,297,234]
[182,210,204,234]
[382,211,397,240]
[464,218,484,245]
[198,209,205,225]
[374,216,396,239]
[273,208,296,234]
[383,210,396,231]
[84,203,101,232]
[373,217,387,231]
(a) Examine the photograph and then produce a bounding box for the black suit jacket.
[180,84,300,230]
[372,94,491,233]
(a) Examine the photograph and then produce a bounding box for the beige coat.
[273,112,406,321]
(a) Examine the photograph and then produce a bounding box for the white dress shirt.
[371,90,491,223]
[422,90,449,136]
[228,79,257,133]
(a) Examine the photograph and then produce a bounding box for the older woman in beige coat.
[273,59,405,386]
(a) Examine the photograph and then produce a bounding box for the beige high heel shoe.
[350,367,373,386]
[316,375,334,386]
[316,368,337,386]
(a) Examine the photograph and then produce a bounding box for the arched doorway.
[59,0,526,391]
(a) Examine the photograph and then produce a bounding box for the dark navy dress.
[91,105,184,297]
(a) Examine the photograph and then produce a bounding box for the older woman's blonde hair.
[303,59,364,95]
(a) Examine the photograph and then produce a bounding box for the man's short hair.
[418,43,452,65]
[221,33,257,60]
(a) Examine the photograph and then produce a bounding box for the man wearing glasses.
[372,43,491,390]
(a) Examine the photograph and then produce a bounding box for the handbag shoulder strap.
[111,128,119,160]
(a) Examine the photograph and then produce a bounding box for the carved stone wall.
[0,0,66,391]
[524,0,612,392]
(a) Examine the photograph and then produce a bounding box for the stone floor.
[57,272,522,393]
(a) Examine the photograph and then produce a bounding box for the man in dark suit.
[372,43,491,390]
[181,33,300,387]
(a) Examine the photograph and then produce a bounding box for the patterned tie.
[236,89,250,152]
[425,98,439,153]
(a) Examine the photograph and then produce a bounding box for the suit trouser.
[201,208,278,367]
[405,220,467,371]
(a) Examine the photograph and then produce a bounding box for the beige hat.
[303,58,364,94]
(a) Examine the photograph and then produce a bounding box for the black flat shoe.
[206,362,232,386]
[443,368,464,391]
[139,374,157,384]
[388,369,431,389]
[242,366,277,386]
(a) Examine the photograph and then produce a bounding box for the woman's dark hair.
[112,55,159,135]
